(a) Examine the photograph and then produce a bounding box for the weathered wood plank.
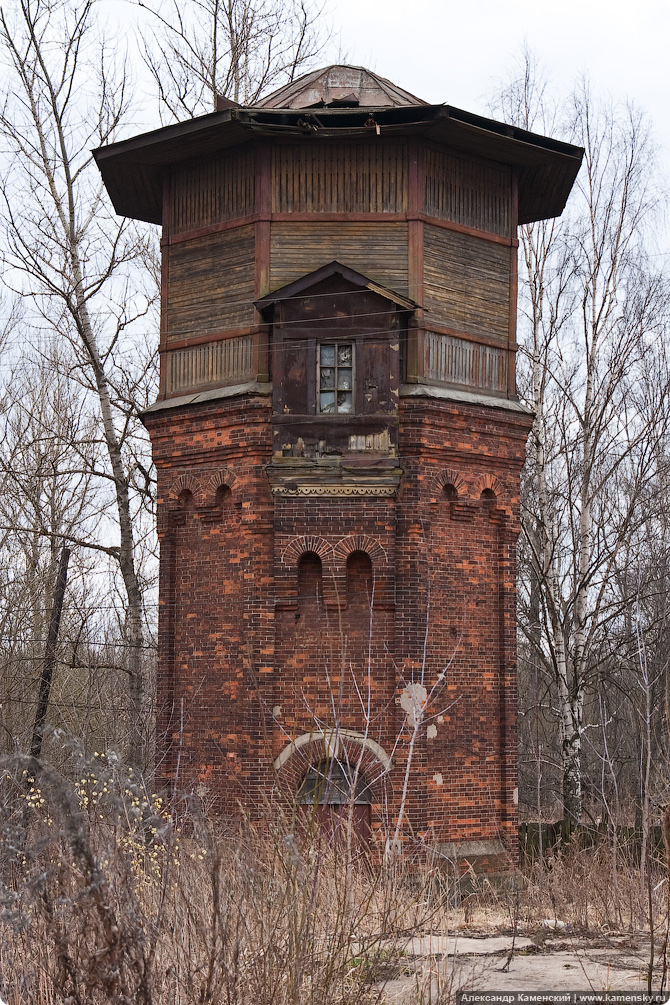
[424,331,508,391]
[272,142,408,215]
[170,146,256,234]
[164,334,254,394]
[423,225,511,341]
[424,147,511,237]
[270,222,409,295]
[166,225,256,339]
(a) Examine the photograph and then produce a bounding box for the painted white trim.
[273,728,392,773]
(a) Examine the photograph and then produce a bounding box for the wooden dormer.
[256,261,414,458]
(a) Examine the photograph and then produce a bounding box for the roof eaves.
[92,108,238,165]
[443,105,583,161]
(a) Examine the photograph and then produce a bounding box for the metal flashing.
[142,381,272,416]
[400,382,533,414]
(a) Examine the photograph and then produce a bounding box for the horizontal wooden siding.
[270,222,409,295]
[423,226,510,341]
[167,225,256,340]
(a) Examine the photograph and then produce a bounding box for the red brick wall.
[145,390,531,857]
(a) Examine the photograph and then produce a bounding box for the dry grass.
[0,750,456,1004]
[518,835,668,934]
[2,749,668,1003]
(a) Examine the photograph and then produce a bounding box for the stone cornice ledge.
[266,456,403,497]
[400,384,532,415]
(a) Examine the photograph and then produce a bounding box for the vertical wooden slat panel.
[255,142,272,383]
[424,148,511,236]
[424,332,507,392]
[271,142,408,214]
[170,146,256,233]
[407,140,424,382]
[508,168,519,398]
[165,335,254,394]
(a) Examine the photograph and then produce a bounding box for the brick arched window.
[298,759,372,842]
[298,552,323,606]
[297,760,371,805]
[346,550,373,607]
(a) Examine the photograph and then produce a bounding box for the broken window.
[297,760,371,805]
[318,342,353,414]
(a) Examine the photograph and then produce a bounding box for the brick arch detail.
[434,468,468,497]
[473,473,505,500]
[333,535,387,566]
[206,467,239,502]
[272,729,392,803]
[281,536,333,567]
[168,473,203,504]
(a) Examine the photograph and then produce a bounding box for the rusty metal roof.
[254,65,427,109]
[94,66,583,227]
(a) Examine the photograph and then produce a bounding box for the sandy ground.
[380,930,664,1002]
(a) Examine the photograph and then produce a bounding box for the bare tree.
[0,0,158,770]
[0,342,154,762]
[493,58,670,829]
[138,0,327,120]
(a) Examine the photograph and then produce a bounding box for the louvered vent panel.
[425,332,507,392]
[165,336,254,394]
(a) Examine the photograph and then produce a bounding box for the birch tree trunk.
[492,54,669,829]
[0,0,156,770]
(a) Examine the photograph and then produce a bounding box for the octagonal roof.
[255,65,427,109]
[94,65,583,227]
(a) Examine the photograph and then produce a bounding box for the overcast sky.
[330,0,665,133]
[111,0,668,246]
[314,0,667,252]
[327,0,668,241]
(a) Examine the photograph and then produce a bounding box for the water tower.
[96,65,581,865]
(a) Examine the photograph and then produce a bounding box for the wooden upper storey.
[166,140,512,235]
[158,136,521,402]
[94,68,583,406]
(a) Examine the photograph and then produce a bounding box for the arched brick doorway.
[297,759,372,843]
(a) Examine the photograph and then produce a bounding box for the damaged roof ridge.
[94,102,581,165]
[254,63,428,109]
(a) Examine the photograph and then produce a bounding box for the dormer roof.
[254,261,417,319]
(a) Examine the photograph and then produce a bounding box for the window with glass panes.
[318,343,353,413]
